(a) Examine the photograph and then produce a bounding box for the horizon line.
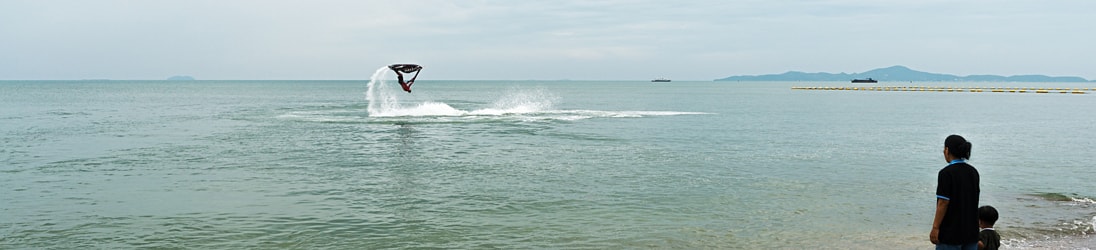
[0,79,720,81]
[3,79,1094,83]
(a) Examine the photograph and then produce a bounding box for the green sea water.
[2,76,1095,248]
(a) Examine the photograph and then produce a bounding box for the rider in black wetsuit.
[388,64,422,93]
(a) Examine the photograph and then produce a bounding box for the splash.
[375,101,465,117]
[365,76,558,117]
[365,66,400,116]
[470,88,557,115]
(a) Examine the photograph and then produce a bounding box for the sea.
[3,70,1095,249]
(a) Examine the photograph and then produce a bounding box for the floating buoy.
[789,85,1090,95]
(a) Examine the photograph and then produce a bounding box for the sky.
[2,0,1094,80]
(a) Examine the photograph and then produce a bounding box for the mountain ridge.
[716,66,1092,82]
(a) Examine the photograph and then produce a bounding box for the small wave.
[1005,216,1096,247]
[45,110,92,116]
[1072,197,1096,205]
[1030,192,1096,205]
[276,109,365,123]
[1003,235,1096,249]
[1031,192,1079,202]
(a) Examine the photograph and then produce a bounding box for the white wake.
[356,66,710,121]
[365,68,558,117]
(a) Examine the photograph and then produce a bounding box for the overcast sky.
[2,0,1093,80]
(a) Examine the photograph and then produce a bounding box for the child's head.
[979,205,999,228]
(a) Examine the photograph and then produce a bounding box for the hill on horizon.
[716,66,1092,82]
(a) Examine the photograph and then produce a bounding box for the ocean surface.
[3,73,1096,249]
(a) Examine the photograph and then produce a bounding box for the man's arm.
[930,198,949,244]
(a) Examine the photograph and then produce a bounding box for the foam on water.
[473,88,558,115]
[372,101,466,117]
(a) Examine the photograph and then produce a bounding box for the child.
[978,205,1000,250]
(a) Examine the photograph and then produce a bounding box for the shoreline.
[1005,234,1096,249]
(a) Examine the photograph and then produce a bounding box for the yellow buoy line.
[791,86,1092,94]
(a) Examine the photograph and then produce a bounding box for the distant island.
[167,75,195,81]
[716,65,1092,82]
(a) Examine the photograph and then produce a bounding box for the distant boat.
[651,77,671,82]
[851,78,877,83]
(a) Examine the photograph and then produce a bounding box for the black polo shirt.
[935,159,980,244]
